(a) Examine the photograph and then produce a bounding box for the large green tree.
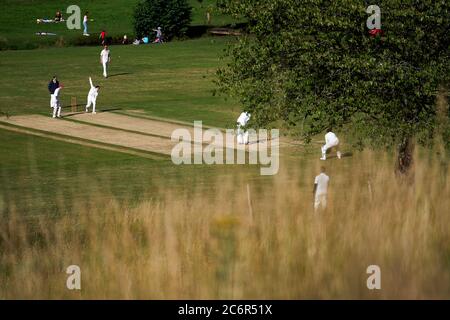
[217,0,449,172]
[133,0,192,40]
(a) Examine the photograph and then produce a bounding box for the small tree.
[133,0,192,40]
[217,0,450,173]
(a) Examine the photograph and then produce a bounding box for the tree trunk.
[395,136,414,175]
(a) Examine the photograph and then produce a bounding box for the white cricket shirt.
[237,112,250,126]
[314,173,329,195]
[100,49,110,63]
[325,132,338,145]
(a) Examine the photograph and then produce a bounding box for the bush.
[133,0,192,41]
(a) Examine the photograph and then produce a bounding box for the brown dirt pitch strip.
[68,112,256,149]
[69,112,196,139]
[0,114,177,156]
[0,112,278,159]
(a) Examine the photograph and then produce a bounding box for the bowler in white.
[85,77,100,114]
[321,129,341,160]
[313,166,329,211]
[100,45,111,78]
[237,111,251,144]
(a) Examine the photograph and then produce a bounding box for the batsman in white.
[313,166,329,211]
[51,85,63,118]
[237,111,251,144]
[321,129,342,160]
[100,45,111,78]
[85,77,100,114]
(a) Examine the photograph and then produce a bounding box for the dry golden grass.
[0,148,449,299]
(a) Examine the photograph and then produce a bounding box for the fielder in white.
[313,166,329,211]
[321,129,342,160]
[100,45,111,78]
[85,77,100,114]
[237,111,251,144]
[51,85,63,118]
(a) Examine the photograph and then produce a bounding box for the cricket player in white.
[85,77,100,114]
[313,166,329,211]
[51,86,63,118]
[100,45,111,78]
[321,129,342,160]
[237,111,251,144]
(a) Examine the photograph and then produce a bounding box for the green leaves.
[133,0,192,40]
[217,0,450,149]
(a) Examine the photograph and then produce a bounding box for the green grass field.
[0,1,449,300]
[0,127,268,218]
[0,37,239,127]
[0,34,260,222]
[0,0,238,49]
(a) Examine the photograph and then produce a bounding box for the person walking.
[100,45,111,78]
[99,30,107,45]
[313,166,330,211]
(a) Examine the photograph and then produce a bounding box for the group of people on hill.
[37,8,164,47]
[37,10,92,38]
[133,27,164,45]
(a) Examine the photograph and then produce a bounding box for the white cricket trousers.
[53,106,61,118]
[314,193,327,211]
[86,96,97,113]
[321,139,340,159]
[237,127,249,144]
[52,105,61,118]
[102,61,108,78]
[51,96,61,118]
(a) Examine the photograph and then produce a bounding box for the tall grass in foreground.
[0,149,449,299]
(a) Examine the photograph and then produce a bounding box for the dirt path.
[0,115,176,156]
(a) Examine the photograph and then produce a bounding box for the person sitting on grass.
[54,11,63,22]
[37,18,54,24]
[37,11,63,24]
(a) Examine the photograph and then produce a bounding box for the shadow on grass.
[100,108,123,112]
[107,73,131,78]
[326,151,353,159]
[61,107,123,118]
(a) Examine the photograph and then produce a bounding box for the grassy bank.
[0,0,237,50]
[0,147,449,299]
